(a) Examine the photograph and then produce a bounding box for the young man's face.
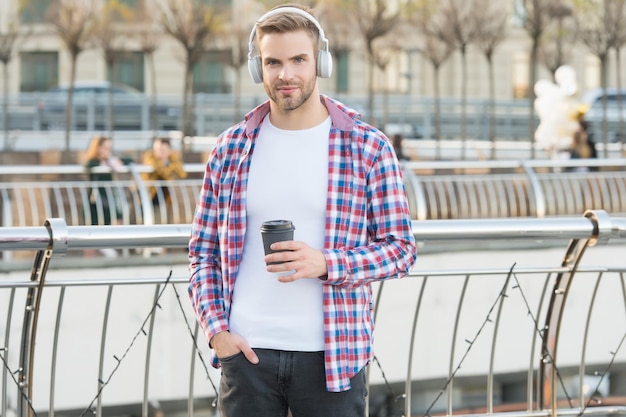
[258,29,318,112]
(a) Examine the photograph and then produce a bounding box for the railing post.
[1,189,13,261]
[17,218,67,417]
[86,92,96,132]
[422,98,432,140]
[127,164,155,226]
[142,285,161,417]
[141,96,150,131]
[195,93,205,138]
[405,277,429,416]
[521,161,546,218]
[539,210,610,414]
[402,168,428,221]
[2,289,16,417]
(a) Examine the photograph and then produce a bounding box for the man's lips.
[277,86,299,94]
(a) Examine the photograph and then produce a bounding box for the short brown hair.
[255,4,321,54]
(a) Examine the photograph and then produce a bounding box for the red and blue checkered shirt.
[188,95,417,392]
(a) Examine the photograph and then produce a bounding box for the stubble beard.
[266,77,316,112]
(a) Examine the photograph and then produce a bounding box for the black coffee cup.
[260,220,295,265]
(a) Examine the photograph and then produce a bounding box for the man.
[188,4,417,416]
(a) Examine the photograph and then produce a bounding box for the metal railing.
[1,212,625,417]
[401,159,626,220]
[4,92,626,148]
[0,94,553,140]
[0,164,205,230]
[0,159,625,234]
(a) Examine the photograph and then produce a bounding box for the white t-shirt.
[229,115,331,351]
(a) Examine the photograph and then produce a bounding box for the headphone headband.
[247,7,329,57]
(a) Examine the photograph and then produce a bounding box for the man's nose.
[279,64,294,80]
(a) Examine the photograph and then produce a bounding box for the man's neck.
[268,93,329,130]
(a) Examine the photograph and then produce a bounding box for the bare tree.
[424,35,454,160]
[408,1,454,159]
[473,0,508,159]
[353,0,398,126]
[0,3,23,150]
[538,2,575,77]
[158,0,222,139]
[316,0,356,94]
[575,0,619,157]
[92,0,132,137]
[606,0,626,153]
[518,0,561,158]
[223,0,264,123]
[136,3,161,132]
[371,41,399,129]
[47,0,98,152]
[437,0,477,159]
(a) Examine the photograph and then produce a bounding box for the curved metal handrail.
[2,213,626,417]
[0,160,625,231]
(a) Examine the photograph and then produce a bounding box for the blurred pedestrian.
[568,119,598,172]
[392,133,409,161]
[142,137,187,208]
[85,135,133,225]
[84,135,133,256]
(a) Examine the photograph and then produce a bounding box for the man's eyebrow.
[263,53,310,63]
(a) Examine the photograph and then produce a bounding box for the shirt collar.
[244,94,359,138]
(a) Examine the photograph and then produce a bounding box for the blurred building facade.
[0,0,614,101]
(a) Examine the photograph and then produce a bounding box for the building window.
[20,51,58,92]
[119,0,138,7]
[335,49,349,93]
[202,0,232,6]
[21,0,53,23]
[107,51,145,91]
[193,50,230,94]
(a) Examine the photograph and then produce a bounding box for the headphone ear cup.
[317,50,333,79]
[248,56,263,84]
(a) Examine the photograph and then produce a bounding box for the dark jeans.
[217,349,367,417]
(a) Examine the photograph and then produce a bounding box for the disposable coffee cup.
[260,220,295,265]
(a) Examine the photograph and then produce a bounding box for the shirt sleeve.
[322,132,417,288]
[188,149,230,348]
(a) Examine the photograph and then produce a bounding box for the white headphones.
[247,7,333,84]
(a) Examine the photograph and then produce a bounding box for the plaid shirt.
[188,95,417,392]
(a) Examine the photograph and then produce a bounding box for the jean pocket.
[218,351,243,364]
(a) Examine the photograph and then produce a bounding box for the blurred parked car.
[40,81,179,131]
[582,88,626,143]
